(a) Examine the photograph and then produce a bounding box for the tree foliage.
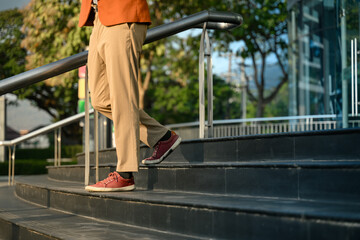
[142,0,243,123]
[144,0,289,122]
[0,9,26,80]
[215,0,288,117]
[139,0,208,109]
[146,74,240,124]
[18,0,91,120]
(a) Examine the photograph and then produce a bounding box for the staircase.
[1,128,360,239]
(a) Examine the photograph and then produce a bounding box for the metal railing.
[168,115,341,140]
[0,11,242,94]
[0,109,94,185]
[168,114,360,140]
[351,38,359,117]
[0,10,243,185]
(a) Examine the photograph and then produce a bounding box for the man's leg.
[140,112,182,165]
[88,18,177,162]
[87,14,112,120]
[86,13,136,191]
[139,110,168,148]
[85,17,181,192]
[97,22,147,173]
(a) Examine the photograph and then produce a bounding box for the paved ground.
[0,176,8,187]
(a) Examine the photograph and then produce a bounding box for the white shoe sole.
[85,184,135,192]
[142,136,182,165]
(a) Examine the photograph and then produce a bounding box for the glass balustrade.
[288,0,360,129]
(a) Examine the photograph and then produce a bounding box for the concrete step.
[0,184,200,240]
[14,175,360,240]
[48,160,360,204]
[76,128,360,165]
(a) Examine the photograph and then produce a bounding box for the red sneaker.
[85,171,135,192]
[142,131,181,165]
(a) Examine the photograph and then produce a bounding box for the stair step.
[14,175,360,240]
[48,160,360,204]
[0,185,199,240]
[76,129,360,165]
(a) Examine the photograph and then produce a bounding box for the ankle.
[159,130,171,142]
[117,172,133,179]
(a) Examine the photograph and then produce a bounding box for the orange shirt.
[78,0,151,27]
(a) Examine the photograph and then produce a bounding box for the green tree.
[144,0,289,123]
[0,9,26,80]
[142,35,202,124]
[264,82,289,117]
[146,72,241,125]
[142,0,228,123]
[139,0,210,110]
[16,0,92,142]
[18,0,91,120]
[217,0,288,117]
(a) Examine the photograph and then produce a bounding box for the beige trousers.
[88,13,168,172]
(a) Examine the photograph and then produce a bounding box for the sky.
[0,0,29,11]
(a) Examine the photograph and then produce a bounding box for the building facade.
[288,0,360,128]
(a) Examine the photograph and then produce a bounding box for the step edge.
[0,186,203,240]
[47,160,360,169]
[141,127,360,144]
[15,180,360,224]
[76,128,360,157]
[0,214,60,240]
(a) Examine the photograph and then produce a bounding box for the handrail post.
[352,39,354,116]
[355,39,358,116]
[199,23,207,139]
[199,23,213,138]
[84,65,90,186]
[8,146,11,186]
[54,130,58,166]
[58,127,62,166]
[94,110,99,183]
[11,145,16,185]
[205,28,213,138]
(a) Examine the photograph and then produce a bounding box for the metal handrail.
[0,108,95,185]
[0,109,94,185]
[0,109,94,147]
[166,115,338,129]
[0,10,242,95]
